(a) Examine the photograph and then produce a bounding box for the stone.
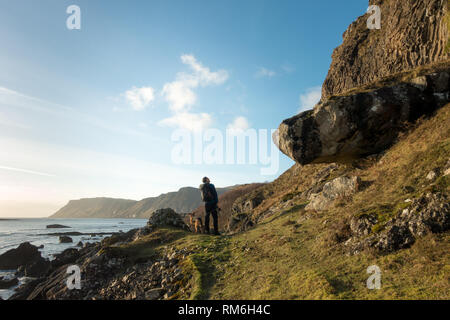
[375,225,415,252]
[0,242,45,270]
[443,159,450,176]
[59,236,73,243]
[306,176,361,211]
[147,208,189,230]
[46,224,71,229]
[426,169,439,181]
[350,214,378,237]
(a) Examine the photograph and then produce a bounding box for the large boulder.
[147,208,189,230]
[306,176,361,211]
[322,0,448,100]
[275,70,450,165]
[0,242,45,270]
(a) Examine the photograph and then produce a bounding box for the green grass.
[207,207,449,299]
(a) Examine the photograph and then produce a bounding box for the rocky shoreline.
[0,209,194,300]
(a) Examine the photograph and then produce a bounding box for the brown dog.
[188,213,204,233]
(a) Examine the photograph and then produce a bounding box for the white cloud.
[162,55,228,112]
[160,54,229,131]
[162,81,196,112]
[255,67,276,78]
[125,86,155,111]
[158,112,212,132]
[227,116,250,134]
[180,54,229,86]
[299,86,322,113]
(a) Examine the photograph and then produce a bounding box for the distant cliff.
[50,186,233,219]
[50,198,137,218]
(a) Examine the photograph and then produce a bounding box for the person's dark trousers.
[204,206,219,234]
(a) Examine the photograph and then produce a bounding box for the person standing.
[199,177,220,235]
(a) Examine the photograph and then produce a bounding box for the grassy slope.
[109,104,450,300]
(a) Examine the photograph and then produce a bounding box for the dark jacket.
[199,183,218,211]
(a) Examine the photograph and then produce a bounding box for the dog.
[188,213,204,234]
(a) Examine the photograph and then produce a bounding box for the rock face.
[306,176,361,211]
[275,0,450,165]
[0,242,45,270]
[322,0,449,100]
[276,69,450,165]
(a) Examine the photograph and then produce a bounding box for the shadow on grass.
[260,202,309,226]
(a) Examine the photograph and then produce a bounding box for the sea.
[0,218,147,300]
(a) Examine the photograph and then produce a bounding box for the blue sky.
[0,0,367,217]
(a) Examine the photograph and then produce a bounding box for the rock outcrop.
[0,242,46,270]
[322,0,449,100]
[147,208,189,230]
[275,0,450,165]
[306,176,361,211]
[59,236,73,243]
[345,192,450,254]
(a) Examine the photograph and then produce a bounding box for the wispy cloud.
[281,63,295,74]
[0,86,162,140]
[255,67,276,78]
[299,86,321,113]
[0,165,56,177]
[159,54,229,131]
[125,86,155,111]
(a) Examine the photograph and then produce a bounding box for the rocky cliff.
[51,198,137,219]
[322,0,449,100]
[275,0,450,165]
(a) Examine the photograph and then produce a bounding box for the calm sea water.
[0,218,147,299]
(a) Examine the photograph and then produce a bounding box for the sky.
[0,0,367,217]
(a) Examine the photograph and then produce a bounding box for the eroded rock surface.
[306,176,361,211]
[322,0,449,99]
